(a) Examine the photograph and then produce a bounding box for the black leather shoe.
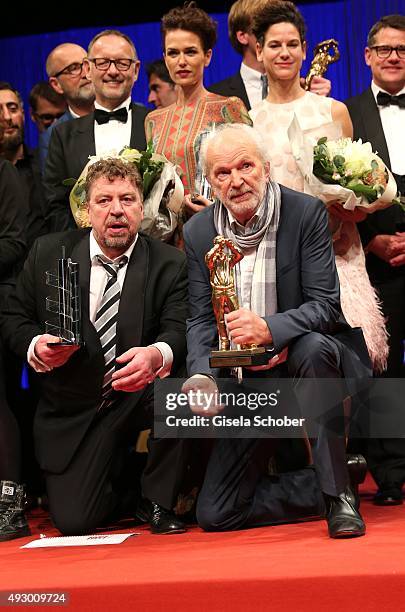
[346,454,367,485]
[324,487,366,538]
[136,499,186,535]
[373,486,403,506]
[346,454,367,509]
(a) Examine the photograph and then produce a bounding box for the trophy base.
[47,340,83,347]
[209,346,269,368]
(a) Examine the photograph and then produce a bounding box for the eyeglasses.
[87,58,136,71]
[370,45,405,59]
[34,111,66,123]
[52,62,83,78]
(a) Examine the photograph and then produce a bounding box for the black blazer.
[0,160,27,296]
[183,186,371,379]
[1,230,187,473]
[43,103,149,233]
[209,71,251,110]
[345,87,405,280]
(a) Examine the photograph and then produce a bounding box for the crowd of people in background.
[0,0,404,544]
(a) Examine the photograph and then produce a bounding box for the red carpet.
[1,476,404,611]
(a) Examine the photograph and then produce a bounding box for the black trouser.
[45,392,156,535]
[0,335,21,483]
[197,332,349,531]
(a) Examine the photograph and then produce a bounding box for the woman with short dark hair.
[145,2,251,226]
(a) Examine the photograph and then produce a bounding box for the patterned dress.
[250,92,389,372]
[145,92,251,195]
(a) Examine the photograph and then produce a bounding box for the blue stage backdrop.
[0,0,403,149]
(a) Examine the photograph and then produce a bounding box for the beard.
[103,232,135,251]
[2,123,24,152]
[74,82,95,105]
[94,215,136,255]
[214,175,268,223]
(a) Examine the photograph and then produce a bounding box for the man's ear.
[236,30,249,47]
[49,77,64,96]
[82,59,91,79]
[133,60,141,82]
[364,47,372,67]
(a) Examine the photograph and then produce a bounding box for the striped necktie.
[261,74,268,99]
[95,255,128,405]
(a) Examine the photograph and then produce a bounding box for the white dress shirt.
[371,81,405,175]
[67,106,80,119]
[240,63,266,110]
[94,96,132,157]
[28,232,173,376]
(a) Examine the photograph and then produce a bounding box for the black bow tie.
[377,91,405,109]
[94,107,128,125]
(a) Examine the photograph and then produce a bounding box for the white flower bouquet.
[288,115,400,213]
[65,143,184,242]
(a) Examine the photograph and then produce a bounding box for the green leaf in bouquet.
[346,180,378,202]
[142,169,155,198]
[333,155,345,168]
[73,183,86,199]
[317,137,328,145]
[370,159,378,170]
[62,177,77,186]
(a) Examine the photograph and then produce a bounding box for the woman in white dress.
[249,0,388,372]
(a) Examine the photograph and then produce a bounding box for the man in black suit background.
[2,157,187,535]
[0,82,48,250]
[345,14,405,505]
[208,0,330,109]
[44,30,148,233]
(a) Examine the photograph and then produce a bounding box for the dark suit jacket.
[1,230,187,473]
[0,160,27,297]
[16,146,48,252]
[183,186,371,379]
[209,71,251,110]
[345,87,405,281]
[43,103,149,233]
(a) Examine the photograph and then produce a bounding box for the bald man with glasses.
[43,31,148,232]
[38,43,96,174]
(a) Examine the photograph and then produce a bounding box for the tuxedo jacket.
[43,103,149,233]
[209,71,251,110]
[345,87,405,281]
[183,185,371,379]
[1,230,187,473]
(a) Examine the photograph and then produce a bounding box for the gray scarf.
[213,181,281,317]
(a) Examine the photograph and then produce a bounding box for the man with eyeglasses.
[346,14,405,507]
[44,31,148,233]
[29,82,67,135]
[39,43,96,174]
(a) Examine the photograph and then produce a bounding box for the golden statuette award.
[304,38,340,90]
[206,236,268,368]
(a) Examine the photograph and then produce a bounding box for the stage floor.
[1,476,404,611]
